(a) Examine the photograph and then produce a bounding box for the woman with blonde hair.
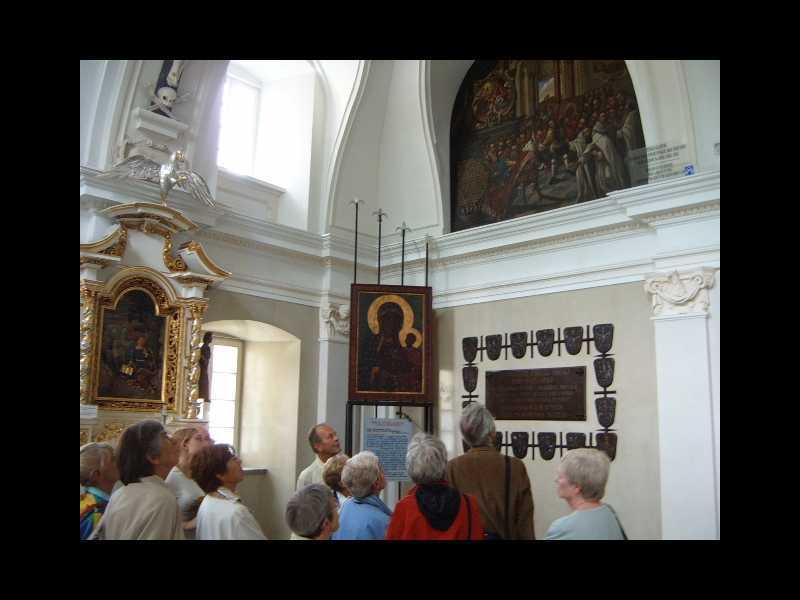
[165,426,213,538]
[322,453,351,510]
[80,442,120,540]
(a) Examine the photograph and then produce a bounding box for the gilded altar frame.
[82,267,195,413]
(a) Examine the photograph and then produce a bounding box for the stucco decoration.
[644,269,715,317]
[322,302,351,338]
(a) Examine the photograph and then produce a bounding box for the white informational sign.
[364,417,414,482]
[628,141,694,186]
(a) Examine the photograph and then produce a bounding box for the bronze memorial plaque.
[486,367,586,421]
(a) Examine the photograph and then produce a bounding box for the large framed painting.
[450,59,646,233]
[95,288,170,408]
[348,284,433,403]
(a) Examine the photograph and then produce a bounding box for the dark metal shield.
[594,357,615,388]
[462,400,473,410]
[593,323,614,354]
[493,431,503,452]
[462,366,478,393]
[462,337,478,363]
[486,334,503,360]
[595,397,616,429]
[566,432,586,450]
[511,432,529,459]
[564,327,584,355]
[462,440,471,454]
[536,329,555,356]
[510,332,528,359]
[596,432,618,461]
[538,432,556,460]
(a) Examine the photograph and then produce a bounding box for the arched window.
[218,65,261,177]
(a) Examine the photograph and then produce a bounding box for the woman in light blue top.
[545,448,626,540]
[332,451,392,540]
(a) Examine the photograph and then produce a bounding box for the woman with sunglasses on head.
[165,426,213,538]
[192,444,268,540]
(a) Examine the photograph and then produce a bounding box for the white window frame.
[208,335,244,451]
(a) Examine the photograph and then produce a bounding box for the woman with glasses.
[94,420,184,540]
[165,426,213,538]
[192,444,268,540]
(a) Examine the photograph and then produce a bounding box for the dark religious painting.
[97,290,166,401]
[450,60,645,233]
[349,284,433,403]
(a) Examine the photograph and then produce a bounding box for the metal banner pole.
[350,197,362,284]
[373,209,387,284]
[425,236,430,287]
[396,222,410,285]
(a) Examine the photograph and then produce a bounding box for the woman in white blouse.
[165,426,213,538]
[192,444,268,540]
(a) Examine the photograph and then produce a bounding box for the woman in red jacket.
[386,433,484,540]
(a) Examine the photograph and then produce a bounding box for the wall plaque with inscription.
[486,367,586,421]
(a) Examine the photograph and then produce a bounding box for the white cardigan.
[196,487,268,540]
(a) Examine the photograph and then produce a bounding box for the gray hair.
[560,448,611,501]
[405,433,447,484]
[460,403,496,448]
[80,442,114,486]
[285,483,334,538]
[341,451,381,499]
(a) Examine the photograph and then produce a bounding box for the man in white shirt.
[296,423,341,490]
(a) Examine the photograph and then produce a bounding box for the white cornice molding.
[218,273,324,307]
[611,170,720,217]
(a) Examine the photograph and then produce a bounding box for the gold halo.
[366,294,423,348]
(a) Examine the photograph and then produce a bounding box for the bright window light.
[217,75,260,176]
[208,340,241,448]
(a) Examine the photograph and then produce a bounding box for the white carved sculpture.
[322,303,351,337]
[644,270,715,317]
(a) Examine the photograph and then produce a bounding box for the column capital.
[320,302,351,342]
[644,268,716,318]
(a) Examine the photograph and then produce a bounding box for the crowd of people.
[80,404,626,541]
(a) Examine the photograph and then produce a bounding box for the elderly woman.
[545,448,626,540]
[193,444,267,540]
[80,442,120,540]
[386,433,484,540]
[96,420,184,540]
[286,484,340,540]
[332,451,392,540]
[322,453,351,510]
[446,403,535,539]
[165,426,213,538]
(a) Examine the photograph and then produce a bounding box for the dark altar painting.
[450,60,646,233]
[348,284,433,403]
[97,290,166,401]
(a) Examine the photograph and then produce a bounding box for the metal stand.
[345,400,434,456]
[373,209,387,284]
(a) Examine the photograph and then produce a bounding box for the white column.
[645,268,718,539]
[317,301,350,437]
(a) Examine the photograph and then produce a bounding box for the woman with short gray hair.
[386,433,484,540]
[446,403,536,539]
[545,448,626,540]
[80,442,119,540]
[333,451,392,539]
[286,484,339,540]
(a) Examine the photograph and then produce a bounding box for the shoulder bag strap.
[504,454,511,540]
[605,503,628,540]
[464,493,472,540]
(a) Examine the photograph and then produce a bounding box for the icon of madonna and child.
[351,287,432,401]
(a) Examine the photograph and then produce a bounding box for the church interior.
[80,59,720,540]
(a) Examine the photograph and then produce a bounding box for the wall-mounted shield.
[462,337,478,363]
[486,334,503,360]
[538,432,556,460]
[511,432,529,459]
[566,432,586,450]
[564,327,584,355]
[593,323,614,354]
[594,357,615,388]
[595,397,616,428]
[510,332,528,359]
[462,400,474,410]
[536,329,555,356]
[493,431,504,452]
[462,366,478,393]
[596,432,618,460]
